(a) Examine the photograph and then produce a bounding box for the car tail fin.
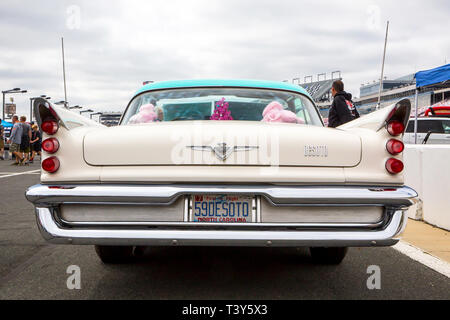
[33,98,103,130]
[338,98,411,133]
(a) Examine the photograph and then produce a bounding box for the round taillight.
[386,139,404,155]
[42,156,60,173]
[387,121,405,136]
[42,138,59,154]
[385,158,404,174]
[41,120,59,135]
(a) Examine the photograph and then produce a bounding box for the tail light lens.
[386,139,404,155]
[41,119,59,135]
[42,156,60,173]
[387,121,405,136]
[385,158,404,174]
[42,138,59,154]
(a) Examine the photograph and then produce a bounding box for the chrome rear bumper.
[26,184,417,207]
[26,184,417,247]
[34,207,408,246]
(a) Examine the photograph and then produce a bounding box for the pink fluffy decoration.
[261,101,305,124]
[262,101,283,117]
[129,103,158,124]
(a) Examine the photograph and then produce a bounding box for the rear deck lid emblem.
[187,143,258,161]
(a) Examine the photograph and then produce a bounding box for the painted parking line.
[393,241,450,278]
[0,171,39,174]
[0,169,40,179]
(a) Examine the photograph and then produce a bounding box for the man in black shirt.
[327,80,359,128]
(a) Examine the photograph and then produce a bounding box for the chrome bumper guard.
[26,184,417,247]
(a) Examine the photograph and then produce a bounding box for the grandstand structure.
[99,112,122,126]
[301,79,335,103]
[359,75,414,97]
[287,65,450,119]
[287,71,342,118]
[354,71,450,114]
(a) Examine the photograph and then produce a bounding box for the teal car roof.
[134,79,312,99]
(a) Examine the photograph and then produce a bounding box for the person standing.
[0,119,4,160]
[7,115,23,165]
[29,124,42,163]
[19,116,32,165]
[327,80,359,128]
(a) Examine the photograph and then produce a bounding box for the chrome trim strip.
[188,195,192,222]
[35,207,407,247]
[52,205,390,229]
[26,184,417,207]
[56,218,387,229]
[183,196,189,222]
[256,196,262,223]
[252,197,257,223]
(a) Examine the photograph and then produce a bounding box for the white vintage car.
[404,117,450,144]
[26,80,417,264]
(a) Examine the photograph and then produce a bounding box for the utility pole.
[377,21,389,110]
[61,37,68,109]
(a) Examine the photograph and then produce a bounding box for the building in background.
[359,74,415,98]
[99,112,122,126]
[290,65,450,119]
[289,71,342,119]
[354,68,450,115]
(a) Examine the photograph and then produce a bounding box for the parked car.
[424,106,450,118]
[1,120,13,150]
[25,79,417,264]
[404,117,450,144]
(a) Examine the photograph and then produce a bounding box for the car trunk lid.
[83,121,361,167]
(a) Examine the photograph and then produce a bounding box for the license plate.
[190,195,255,223]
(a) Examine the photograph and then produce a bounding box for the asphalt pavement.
[0,159,449,299]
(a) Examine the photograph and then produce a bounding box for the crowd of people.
[0,115,41,165]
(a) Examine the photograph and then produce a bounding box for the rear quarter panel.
[40,126,102,183]
[343,127,404,185]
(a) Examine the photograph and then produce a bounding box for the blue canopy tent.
[413,64,450,143]
[1,119,13,127]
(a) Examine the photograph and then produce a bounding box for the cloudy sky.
[0,0,449,117]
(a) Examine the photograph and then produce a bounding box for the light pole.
[30,95,50,122]
[2,88,27,120]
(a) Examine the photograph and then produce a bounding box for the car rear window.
[406,119,445,133]
[121,87,322,126]
[443,120,450,134]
